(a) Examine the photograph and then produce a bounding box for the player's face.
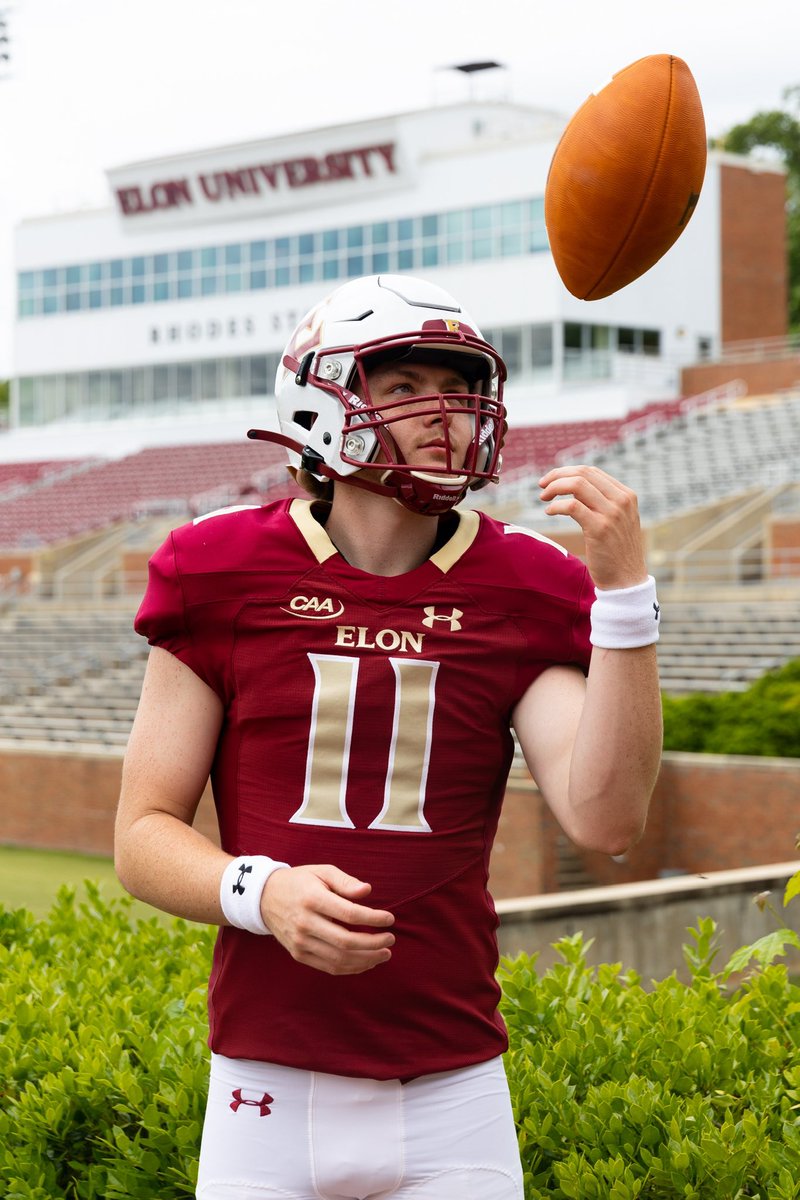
[360,362,475,472]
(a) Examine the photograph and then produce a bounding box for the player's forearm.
[566,644,662,854]
[115,808,232,924]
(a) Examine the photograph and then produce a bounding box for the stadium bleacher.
[1,592,800,750]
[0,607,146,748]
[1,387,800,749]
[0,459,95,500]
[0,440,292,547]
[567,390,800,524]
[657,600,800,692]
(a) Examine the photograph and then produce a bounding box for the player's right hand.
[260,864,395,975]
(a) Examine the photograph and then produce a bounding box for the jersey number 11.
[290,653,439,833]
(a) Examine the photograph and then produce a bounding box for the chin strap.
[384,470,467,516]
[247,428,467,515]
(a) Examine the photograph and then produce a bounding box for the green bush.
[0,885,214,1199]
[500,922,800,1198]
[2,890,800,1198]
[662,660,800,757]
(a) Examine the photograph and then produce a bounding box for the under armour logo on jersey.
[230,1088,274,1116]
[421,606,463,631]
[233,863,252,896]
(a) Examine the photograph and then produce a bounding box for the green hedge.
[662,660,800,757]
[0,886,214,1199]
[501,923,800,1198]
[2,888,799,1198]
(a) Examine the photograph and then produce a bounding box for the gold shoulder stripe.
[289,498,339,563]
[431,508,480,573]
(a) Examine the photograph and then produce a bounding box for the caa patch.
[280,594,345,620]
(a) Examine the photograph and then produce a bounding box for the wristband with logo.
[590,575,661,649]
[219,855,290,936]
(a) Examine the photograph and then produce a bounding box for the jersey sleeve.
[510,552,595,704]
[571,563,594,672]
[134,530,226,699]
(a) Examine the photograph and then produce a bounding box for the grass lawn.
[0,844,164,921]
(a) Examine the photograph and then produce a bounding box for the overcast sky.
[1,0,799,377]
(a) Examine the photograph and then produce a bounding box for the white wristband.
[590,575,661,649]
[219,855,290,936]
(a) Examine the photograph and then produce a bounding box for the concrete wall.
[497,861,800,981]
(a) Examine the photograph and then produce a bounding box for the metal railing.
[648,546,800,587]
[715,332,800,364]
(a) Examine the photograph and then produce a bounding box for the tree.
[721,87,800,330]
[0,380,8,426]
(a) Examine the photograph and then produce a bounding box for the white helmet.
[248,274,507,515]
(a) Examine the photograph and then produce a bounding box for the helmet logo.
[421,318,478,338]
[286,300,328,364]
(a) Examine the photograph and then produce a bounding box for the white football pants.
[196,1052,524,1199]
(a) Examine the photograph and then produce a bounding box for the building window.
[643,329,661,356]
[483,323,557,385]
[17,194,554,320]
[531,324,553,372]
[562,322,661,380]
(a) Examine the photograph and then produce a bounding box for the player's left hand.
[538,464,647,589]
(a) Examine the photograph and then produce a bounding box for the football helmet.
[248,274,507,515]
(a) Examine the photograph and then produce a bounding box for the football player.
[115,274,663,1199]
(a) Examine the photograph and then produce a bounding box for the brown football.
[545,54,707,300]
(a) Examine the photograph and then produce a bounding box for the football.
[545,54,707,300]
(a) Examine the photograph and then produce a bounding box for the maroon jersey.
[135,498,593,1080]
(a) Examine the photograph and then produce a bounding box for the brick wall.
[559,752,800,893]
[769,517,800,578]
[0,746,219,857]
[2,747,798,900]
[720,162,788,345]
[0,553,35,584]
[680,358,800,399]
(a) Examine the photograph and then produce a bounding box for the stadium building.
[8,95,787,459]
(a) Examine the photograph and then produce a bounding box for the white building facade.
[10,99,729,455]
